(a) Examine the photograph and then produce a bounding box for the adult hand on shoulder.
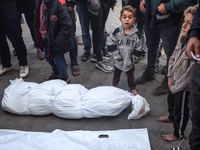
[158,3,166,14]
[186,37,200,64]
[140,0,146,13]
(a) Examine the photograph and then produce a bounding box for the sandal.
[46,74,61,80]
[71,65,80,76]
[37,49,45,60]
[81,51,91,61]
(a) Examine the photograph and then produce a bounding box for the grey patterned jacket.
[108,24,142,72]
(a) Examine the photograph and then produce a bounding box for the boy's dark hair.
[120,5,136,17]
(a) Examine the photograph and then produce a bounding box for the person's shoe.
[20,66,29,78]
[0,66,12,76]
[76,36,83,45]
[91,53,97,62]
[102,56,110,63]
[135,69,155,84]
[95,61,113,72]
[154,81,169,95]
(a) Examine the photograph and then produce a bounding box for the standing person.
[15,0,45,60]
[66,0,80,76]
[34,0,73,83]
[88,0,116,72]
[157,5,197,142]
[136,0,196,95]
[0,0,29,78]
[108,6,142,95]
[129,0,147,63]
[76,0,92,61]
[186,3,200,150]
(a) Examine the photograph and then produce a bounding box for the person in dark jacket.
[0,0,29,78]
[34,0,73,83]
[186,2,200,150]
[15,0,45,60]
[136,0,196,95]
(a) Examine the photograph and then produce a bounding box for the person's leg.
[0,14,12,68]
[173,91,190,138]
[24,12,36,45]
[112,66,122,87]
[189,63,200,150]
[53,55,69,81]
[126,66,137,95]
[154,25,181,95]
[135,24,159,84]
[157,91,175,122]
[5,11,28,67]
[42,38,60,80]
[68,9,80,76]
[90,10,103,62]
[76,1,91,54]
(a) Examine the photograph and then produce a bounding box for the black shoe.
[135,69,155,84]
[154,81,169,95]
[91,53,97,62]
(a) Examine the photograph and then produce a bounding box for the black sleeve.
[188,5,200,40]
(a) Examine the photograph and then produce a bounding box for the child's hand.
[168,77,171,88]
[140,0,146,13]
[117,57,122,61]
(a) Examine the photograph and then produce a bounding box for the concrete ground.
[0,1,192,150]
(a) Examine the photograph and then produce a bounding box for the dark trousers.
[145,22,181,78]
[189,63,200,150]
[167,90,190,138]
[24,12,37,46]
[0,11,27,67]
[89,1,110,61]
[68,9,78,66]
[113,66,136,90]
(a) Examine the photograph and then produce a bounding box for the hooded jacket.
[34,0,73,60]
[144,0,197,28]
[168,36,195,94]
[107,24,142,72]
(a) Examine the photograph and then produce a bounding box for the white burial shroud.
[1,78,150,119]
[0,129,151,150]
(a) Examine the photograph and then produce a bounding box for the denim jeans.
[0,11,27,67]
[42,38,68,80]
[145,23,181,76]
[68,9,78,66]
[76,0,91,53]
[101,27,107,49]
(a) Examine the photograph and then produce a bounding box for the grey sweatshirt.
[168,36,195,94]
[107,24,142,72]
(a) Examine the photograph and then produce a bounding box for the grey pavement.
[0,2,192,150]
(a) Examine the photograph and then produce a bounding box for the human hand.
[158,3,166,14]
[168,77,171,88]
[186,37,200,64]
[67,6,73,11]
[140,0,146,13]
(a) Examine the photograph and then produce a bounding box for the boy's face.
[182,13,193,37]
[120,10,136,30]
